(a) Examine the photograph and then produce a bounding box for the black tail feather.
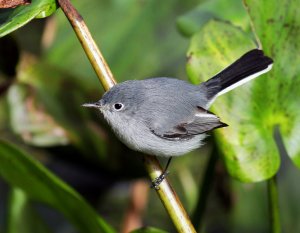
[204,49,273,99]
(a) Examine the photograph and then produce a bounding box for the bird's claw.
[150,171,169,190]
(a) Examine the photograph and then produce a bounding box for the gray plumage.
[83,49,273,157]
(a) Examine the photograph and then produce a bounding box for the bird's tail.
[203,49,273,100]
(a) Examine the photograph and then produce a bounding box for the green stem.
[267,175,281,233]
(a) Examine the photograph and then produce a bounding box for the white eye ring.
[113,103,124,111]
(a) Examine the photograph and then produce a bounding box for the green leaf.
[177,0,250,37]
[0,139,116,233]
[130,227,169,233]
[0,0,58,37]
[187,20,280,182]
[244,0,300,168]
[7,188,52,233]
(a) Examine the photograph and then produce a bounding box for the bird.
[83,49,273,188]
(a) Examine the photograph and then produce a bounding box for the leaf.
[130,227,169,233]
[7,188,52,233]
[244,0,300,168]
[0,139,116,233]
[177,0,250,37]
[187,20,280,182]
[0,0,58,37]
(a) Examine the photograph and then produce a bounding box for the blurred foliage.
[7,188,52,233]
[0,0,300,232]
[130,227,168,233]
[45,0,193,87]
[0,140,115,233]
[177,0,250,37]
[6,53,110,159]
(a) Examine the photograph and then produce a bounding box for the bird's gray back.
[122,78,209,134]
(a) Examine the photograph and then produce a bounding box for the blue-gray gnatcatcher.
[83,49,273,187]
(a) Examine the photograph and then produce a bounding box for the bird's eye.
[113,103,124,111]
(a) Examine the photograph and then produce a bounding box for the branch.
[144,156,196,232]
[57,0,196,232]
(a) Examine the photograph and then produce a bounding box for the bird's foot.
[150,171,169,190]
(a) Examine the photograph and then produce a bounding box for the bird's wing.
[150,106,228,140]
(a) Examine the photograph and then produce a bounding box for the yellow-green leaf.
[244,0,300,169]
[187,20,280,182]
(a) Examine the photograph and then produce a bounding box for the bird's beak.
[82,100,103,108]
